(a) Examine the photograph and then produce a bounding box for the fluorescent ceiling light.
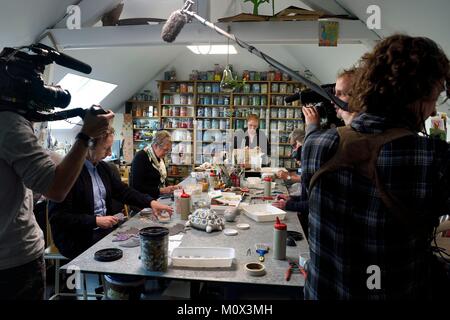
[48,73,117,130]
[187,45,237,55]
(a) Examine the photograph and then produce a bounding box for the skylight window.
[187,45,237,55]
[48,73,117,129]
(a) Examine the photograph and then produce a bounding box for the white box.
[242,204,286,222]
[171,247,235,268]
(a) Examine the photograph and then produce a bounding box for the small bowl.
[245,262,266,277]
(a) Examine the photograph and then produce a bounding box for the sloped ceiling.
[1,0,449,113]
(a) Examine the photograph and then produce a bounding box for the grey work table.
[62,178,309,289]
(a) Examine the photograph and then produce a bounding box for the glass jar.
[278,108,286,118]
[197,107,204,117]
[197,84,204,93]
[271,83,279,93]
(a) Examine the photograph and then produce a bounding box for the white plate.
[242,204,286,222]
[223,228,238,236]
[236,223,250,230]
[171,247,235,268]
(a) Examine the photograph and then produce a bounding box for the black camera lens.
[31,84,71,109]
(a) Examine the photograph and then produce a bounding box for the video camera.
[285,84,345,129]
[0,43,103,122]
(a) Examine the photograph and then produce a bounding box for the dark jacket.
[49,161,153,259]
[130,149,163,199]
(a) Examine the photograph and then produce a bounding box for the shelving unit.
[128,78,307,181]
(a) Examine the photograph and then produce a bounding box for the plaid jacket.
[302,113,450,299]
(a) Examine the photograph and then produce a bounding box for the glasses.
[158,144,171,153]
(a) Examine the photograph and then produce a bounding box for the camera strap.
[308,126,432,234]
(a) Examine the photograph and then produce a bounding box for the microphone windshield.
[161,10,188,43]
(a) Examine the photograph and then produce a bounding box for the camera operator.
[303,68,358,138]
[0,106,114,300]
[302,35,450,299]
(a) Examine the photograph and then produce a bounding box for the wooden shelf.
[161,104,195,106]
[270,105,301,108]
[162,128,194,130]
[133,116,159,119]
[161,91,194,94]
[161,116,194,118]
[232,93,268,95]
[128,100,158,103]
[270,93,296,95]
[196,92,231,95]
[196,105,231,107]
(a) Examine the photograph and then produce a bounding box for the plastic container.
[273,217,287,260]
[171,247,235,268]
[263,176,272,197]
[179,190,191,220]
[139,226,169,271]
[242,204,286,222]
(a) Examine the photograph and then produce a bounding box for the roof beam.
[48,20,379,50]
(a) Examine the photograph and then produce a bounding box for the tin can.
[276,96,284,106]
[286,108,294,118]
[261,96,267,106]
[271,83,279,93]
[180,106,187,117]
[139,227,169,272]
[261,84,268,94]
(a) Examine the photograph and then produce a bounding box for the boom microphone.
[31,43,92,74]
[161,10,189,43]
